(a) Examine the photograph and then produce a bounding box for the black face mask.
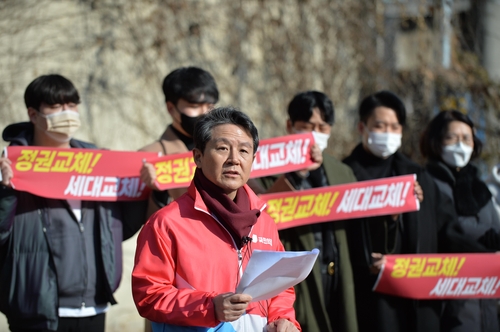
[179,112,200,137]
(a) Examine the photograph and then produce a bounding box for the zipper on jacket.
[195,206,250,277]
[81,228,88,307]
[237,249,243,277]
[78,212,88,308]
[237,249,242,262]
[40,210,47,233]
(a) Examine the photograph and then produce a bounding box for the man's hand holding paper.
[236,249,319,302]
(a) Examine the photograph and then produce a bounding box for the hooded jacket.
[132,181,300,332]
[0,122,146,331]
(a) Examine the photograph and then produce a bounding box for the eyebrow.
[214,137,253,148]
[373,120,401,125]
[305,120,328,125]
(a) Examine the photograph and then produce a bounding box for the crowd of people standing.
[0,67,499,332]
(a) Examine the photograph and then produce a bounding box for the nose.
[226,148,240,165]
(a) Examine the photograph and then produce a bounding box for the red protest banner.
[6,146,158,201]
[250,132,315,178]
[150,152,195,190]
[261,174,419,230]
[5,133,313,201]
[373,253,500,299]
[150,133,315,191]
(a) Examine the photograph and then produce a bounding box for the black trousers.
[11,313,106,332]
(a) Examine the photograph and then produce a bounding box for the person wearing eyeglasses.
[420,110,500,332]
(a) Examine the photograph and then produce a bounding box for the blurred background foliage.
[1,1,500,331]
[0,0,499,167]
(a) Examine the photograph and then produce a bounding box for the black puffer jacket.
[0,122,146,331]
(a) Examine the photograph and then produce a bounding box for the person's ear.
[286,119,293,135]
[357,121,365,135]
[193,148,203,168]
[166,102,175,116]
[27,107,38,124]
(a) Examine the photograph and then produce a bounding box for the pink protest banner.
[261,174,419,230]
[373,253,500,299]
[150,133,315,191]
[250,132,315,178]
[5,146,158,201]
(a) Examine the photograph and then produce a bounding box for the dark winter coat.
[261,151,359,332]
[0,122,147,331]
[426,160,500,332]
[343,144,490,332]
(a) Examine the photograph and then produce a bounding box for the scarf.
[427,161,492,216]
[193,168,260,249]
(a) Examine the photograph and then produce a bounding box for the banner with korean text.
[373,253,500,299]
[5,146,158,201]
[4,133,314,201]
[151,132,315,190]
[261,174,419,230]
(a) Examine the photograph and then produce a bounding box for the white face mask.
[366,131,402,158]
[293,128,330,152]
[441,142,473,168]
[312,131,330,152]
[36,110,81,142]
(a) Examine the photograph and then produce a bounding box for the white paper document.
[236,248,319,302]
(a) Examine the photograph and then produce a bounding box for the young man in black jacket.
[138,67,219,218]
[255,91,359,332]
[0,74,146,332]
[342,90,494,332]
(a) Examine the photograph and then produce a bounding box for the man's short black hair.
[359,90,406,126]
[194,107,259,155]
[162,67,219,105]
[287,91,335,125]
[420,110,482,161]
[24,74,80,111]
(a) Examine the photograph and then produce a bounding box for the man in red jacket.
[132,107,300,332]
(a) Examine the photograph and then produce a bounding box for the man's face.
[27,101,81,146]
[168,98,214,137]
[359,106,402,143]
[286,108,331,135]
[29,101,79,119]
[193,123,255,200]
[28,101,79,128]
